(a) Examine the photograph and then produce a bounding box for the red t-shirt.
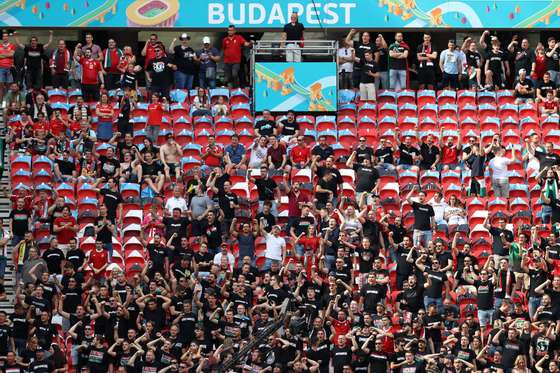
[287,190,311,217]
[144,43,158,68]
[54,216,76,244]
[50,118,65,137]
[79,57,102,85]
[103,48,121,73]
[441,144,459,164]
[0,43,15,68]
[222,35,247,64]
[291,145,310,165]
[544,100,557,111]
[33,119,50,133]
[147,103,164,126]
[89,249,108,277]
[204,144,223,167]
[97,103,114,121]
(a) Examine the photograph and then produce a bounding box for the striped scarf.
[50,48,70,71]
[103,47,124,70]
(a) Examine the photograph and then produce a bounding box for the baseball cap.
[203,36,211,44]
[179,33,190,40]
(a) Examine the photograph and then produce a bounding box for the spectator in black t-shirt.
[97,147,120,181]
[514,68,535,103]
[255,110,276,137]
[537,71,557,102]
[359,50,379,102]
[419,135,440,170]
[417,34,438,90]
[545,36,560,85]
[406,186,435,248]
[14,31,52,90]
[146,46,176,99]
[282,12,305,63]
[277,110,299,143]
[484,217,513,258]
[169,33,196,90]
[461,37,483,89]
[311,136,334,164]
[375,34,389,89]
[531,142,560,171]
[10,198,31,245]
[485,41,507,90]
[397,136,420,170]
[249,166,279,215]
[508,36,534,76]
[345,29,376,89]
[346,153,379,204]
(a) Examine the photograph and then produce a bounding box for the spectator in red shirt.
[102,38,123,90]
[0,31,16,103]
[49,109,67,138]
[202,135,223,168]
[221,25,252,88]
[289,136,311,169]
[88,239,109,282]
[73,46,104,102]
[146,93,167,144]
[95,92,115,142]
[440,136,460,171]
[53,206,78,250]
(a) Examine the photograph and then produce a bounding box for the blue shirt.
[225,143,245,164]
[440,49,461,75]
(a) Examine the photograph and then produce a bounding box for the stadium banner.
[2,0,560,29]
[254,62,337,112]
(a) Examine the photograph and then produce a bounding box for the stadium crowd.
[1,23,560,373]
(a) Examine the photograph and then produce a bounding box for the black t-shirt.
[2,362,24,373]
[546,47,560,72]
[280,119,299,136]
[465,50,482,68]
[147,243,168,274]
[55,158,76,176]
[353,164,379,193]
[487,49,505,72]
[424,269,446,298]
[218,191,238,219]
[255,119,276,136]
[42,248,64,274]
[512,47,534,73]
[332,346,352,372]
[535,150,560,170]
[356,146,374,163]
[141,160,163,177]
[389,42,408,70]
[516,78,534,98]
[474,279,494,310]
[9,208,30,236]
[488,227,513,256]
[24,44,46,69]
[98,155,120,180]
[397,282,424,312]
[375,147,394,164]
[254,177,277,201]
[411,201,434,231]
[377,47,388,72]
[147,56,173,87]
[360,283,384,312]
[360,60,378,84]
[255,212,276,232]
[283,22,305,42]
[10,313,28,340]
[419,143,440,168]
[27,359,53,373]
[353,41,374,68]
[399,144,419,165]
[163,216,189,240]
[417,43,436,69]
[173,45,196,74]
[66,249,85,272]
[100,189,122,222]
[538,79,556,96]
[95,216,113,243]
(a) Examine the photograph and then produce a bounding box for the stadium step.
[0,111,16,314]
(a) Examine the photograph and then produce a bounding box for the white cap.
[202,36,211,44]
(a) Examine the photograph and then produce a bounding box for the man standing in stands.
[439,39,462,90]
[406,186,435,248]
[141,33,161,88]
[196,37,220,89]
[169,33,196,90]
[81,33,102,60]
[0,32,16,104]
[417,34,438,90]
[73,46,104,102]
[282,12,305,63]
[14,30,53,90]
[146,45,175,99]
[50,39,71,89]
[345,29,376,89]
[359,50,379,102]
[102,38,123,91]
[222,25,252,88]
[388,32,409,90]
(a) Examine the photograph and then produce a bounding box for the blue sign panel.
[1,0,560,28]
[254,62,337,112]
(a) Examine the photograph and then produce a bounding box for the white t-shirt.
[265,233,285,261]
[488,156,513,180]
[338,47,354,73]
[430,200,449,224]
[213,251,235,268]
[165,196,188,212]
[248,144,268,168]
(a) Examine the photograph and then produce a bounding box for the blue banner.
[2,0,560,28]
[254,62,337,112]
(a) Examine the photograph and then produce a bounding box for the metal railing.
[253,39,338,59]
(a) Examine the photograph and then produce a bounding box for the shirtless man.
[160,133,183,180]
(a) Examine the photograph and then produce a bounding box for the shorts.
[417,68,436,85]
[0,68,13,83]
